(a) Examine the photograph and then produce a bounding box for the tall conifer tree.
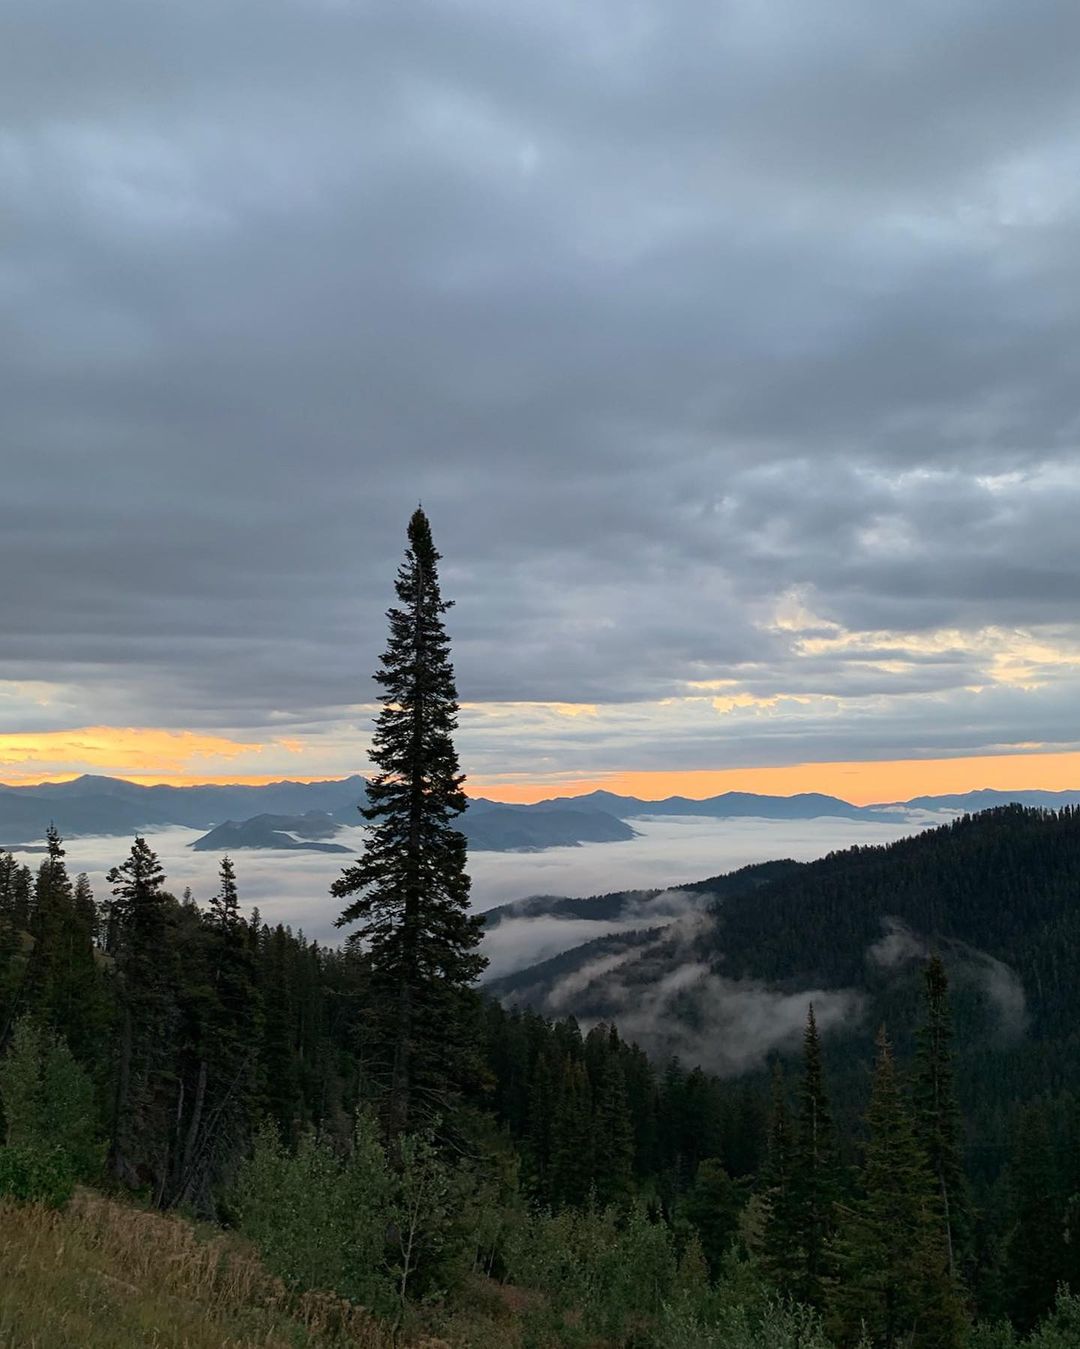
[914,955,971,1281]
[762,1063,799,1288]
[790,1004,840,1308]
[106,836,176,1192]
[333,507,486,1137]
[833,1028,963,1349]
[592,1030,634,1204]
[170,855,259,1209]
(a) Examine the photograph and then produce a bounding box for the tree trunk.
[109,1002,135,1184]
[177,1058,208,1201]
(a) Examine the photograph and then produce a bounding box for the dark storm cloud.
[4,0,1080,772]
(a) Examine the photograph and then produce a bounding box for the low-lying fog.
[14,813,945,979]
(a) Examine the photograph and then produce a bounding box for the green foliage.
[1003,1106,1067,1331]
[505,1201,678,1343]
[233,1113,395,1313]
[915,955,973,1281]
[679,1157,746,1276]
[1024,1289,1080,1348]
[832,1028,965,1349]
[655,1295,836,1349]
[0,1016,101,1179]
[0,1142,74,1207]
[392,1127,458,1307]
[106,835,178,1193]
[968,1291,1080,1349]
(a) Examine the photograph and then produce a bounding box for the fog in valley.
[16,812,944,977]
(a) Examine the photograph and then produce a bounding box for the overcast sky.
[4,1,1080,793]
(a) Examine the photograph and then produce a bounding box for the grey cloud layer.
[4,1,1080,770]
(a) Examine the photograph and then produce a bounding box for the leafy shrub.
[504,1202,678,1344]
[0,1016,101,1179]
[0,1142,75,1207]
[654,1295,835,1349]
[233,1113,395,1313]
[1026,1288,1080,1348]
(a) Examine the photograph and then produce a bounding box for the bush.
[1026,1288,1080,1348]
[0,1016,101,1179]
[234,1113,395,1313]
[504,1202,678,1344]
[0,1142,75,1208]
[654,1295,835,1349]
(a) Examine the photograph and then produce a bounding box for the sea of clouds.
[29,812,940,970]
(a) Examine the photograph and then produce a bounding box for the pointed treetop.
[45,823,65,860]
[407,505,438,568]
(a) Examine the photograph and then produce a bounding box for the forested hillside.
[2,512,1078,1347]
[494,804,1080,1181]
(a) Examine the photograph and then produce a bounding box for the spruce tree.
[681,1157,745,1276]
[526,1045,558,1198]
[789,1004,840,1309]
[26,825,73,1018]
[832,1028,963,1349]
[332,507,486,1137]
[170,856,259,1209]
[914,956,971,1281]
[761,1062,800,1290]
[1004,1104,1065,1331]
[0,853,21,1024]
[106,836,177,1193]
[209,856,242,931]
[591,1031,634,1204]
[549,1057,593,1207]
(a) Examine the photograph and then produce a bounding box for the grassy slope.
[0,1190,412,1349]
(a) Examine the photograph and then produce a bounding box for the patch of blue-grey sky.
[3,1,1080,781]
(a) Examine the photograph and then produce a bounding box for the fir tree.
[72,873,98,944]
[549,1057,593,1207]
[591,1028,634,1204]
[1004,1104,1065,1331]
[914,956,971,1281]
[332,507,486,1136]
[0,853,21,1024]
[208,856,242,931]
[105,836,177,1193]
[789,1004,840,1309]
[26,825,73,1015]
[761,1062,800,1289]
[257,923,301,1139]
[22,828,102,1060]
[526,1045,558,1198]
[169,856,260,1209]
[680,1157,745,1275]
[832,1027,963,1349]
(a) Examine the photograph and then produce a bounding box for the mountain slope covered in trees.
[3,511,1079,1346]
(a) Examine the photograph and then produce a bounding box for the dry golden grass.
[0,1189,404,1348]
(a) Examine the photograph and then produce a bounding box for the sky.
[4,1,1080,800]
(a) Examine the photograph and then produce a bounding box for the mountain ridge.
[2,773,1079,852]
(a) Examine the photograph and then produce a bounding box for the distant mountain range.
[525,788,892,821]
[1,773,1079,854]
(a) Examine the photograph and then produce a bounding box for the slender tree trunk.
[110,1002,134,1183]
[178,1058,208,1199]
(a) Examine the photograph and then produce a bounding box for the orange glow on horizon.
[0,727,301,785]
[3,732,1080,806]
[471,749,1080,807]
